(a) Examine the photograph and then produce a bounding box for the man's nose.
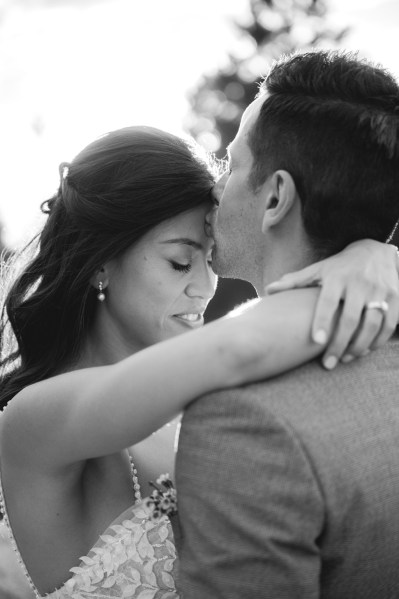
[213,172,229,204]
[205,205,217,238]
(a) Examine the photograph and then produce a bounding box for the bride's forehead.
[154,207,209,238]
[127,206,211,254]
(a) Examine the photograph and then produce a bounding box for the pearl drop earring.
[97,282,106,302]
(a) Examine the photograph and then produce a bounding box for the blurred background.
[0,1,398,596]
[0,0,398,323]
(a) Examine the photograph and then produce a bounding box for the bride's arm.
[3,289,325,466]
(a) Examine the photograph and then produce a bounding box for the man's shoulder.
[185,336,399,433]
[238,333,398,397]
[181,337,399,504]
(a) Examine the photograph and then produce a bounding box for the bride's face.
[102,204,217,353]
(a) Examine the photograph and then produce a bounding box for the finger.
[370,294,399,350]
[321,293,366,369]
[265,263,321,295]
[311,282,344,345]
[341,309,385,360]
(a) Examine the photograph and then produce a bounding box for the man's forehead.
[229,94,267,157]
[241,94,267,132]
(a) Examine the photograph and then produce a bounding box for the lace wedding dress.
[0,460,179,599]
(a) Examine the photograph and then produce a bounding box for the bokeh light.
[0,0,398,247]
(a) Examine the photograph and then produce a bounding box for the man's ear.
[89,265,110,290]
[261,170,297,233]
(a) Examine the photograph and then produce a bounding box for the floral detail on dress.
[144,474,177,523]
[48,502,178,599]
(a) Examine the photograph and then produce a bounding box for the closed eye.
[171,261,192,273]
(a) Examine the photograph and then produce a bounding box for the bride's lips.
[172,312,205,328]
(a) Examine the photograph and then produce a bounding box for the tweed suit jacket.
[174,335,399,599]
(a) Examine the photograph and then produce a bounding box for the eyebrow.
[160,238,204,250]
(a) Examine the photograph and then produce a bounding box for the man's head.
[211,51,399,293]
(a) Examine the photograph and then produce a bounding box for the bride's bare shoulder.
[0,374,78,470]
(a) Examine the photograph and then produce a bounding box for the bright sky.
[329,0,399,75]
[0,0,398,247]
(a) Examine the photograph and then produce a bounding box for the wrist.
[210,318,247,388]
[211,313,265,388]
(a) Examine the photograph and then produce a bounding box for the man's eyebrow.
[160,238,203,250]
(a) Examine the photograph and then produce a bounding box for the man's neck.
[258,243,318,296]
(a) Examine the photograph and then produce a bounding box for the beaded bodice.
[0,458,179,599]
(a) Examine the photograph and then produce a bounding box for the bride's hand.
[265,240,399,366]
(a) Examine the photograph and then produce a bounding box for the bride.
[0,126,397,599]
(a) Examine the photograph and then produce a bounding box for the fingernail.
[341,354,354,364]
[323,355,338,370]
[313,329,327,345]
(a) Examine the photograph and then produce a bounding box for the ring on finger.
[365,300,389,313]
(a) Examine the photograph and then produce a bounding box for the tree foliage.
[186,0,348,160]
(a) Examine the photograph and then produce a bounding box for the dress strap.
[0,462,42,599]
[128,452,142,503]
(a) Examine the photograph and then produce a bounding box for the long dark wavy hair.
[0,126,215,410]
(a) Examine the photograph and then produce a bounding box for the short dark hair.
[0,126,215,409]
[248,51,399,256]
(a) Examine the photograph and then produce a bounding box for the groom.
[174,51,399,597]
